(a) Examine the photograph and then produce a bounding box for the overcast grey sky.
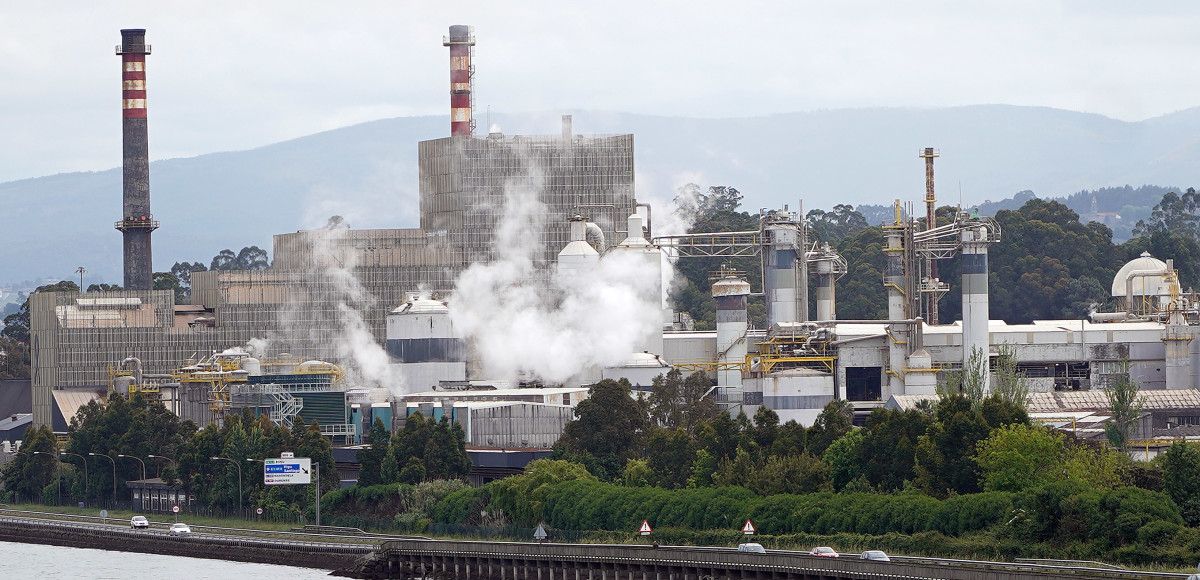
[3,1,1199,182]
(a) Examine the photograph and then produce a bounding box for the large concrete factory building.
[30,26,635,430]
[28,26,1200,450]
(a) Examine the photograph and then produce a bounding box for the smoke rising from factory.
[276,217,408,396]
[449,170,666,384]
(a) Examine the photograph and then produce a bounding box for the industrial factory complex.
[22,25,1200,466]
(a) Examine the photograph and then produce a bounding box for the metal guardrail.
[0,506,416,544]
[1015,558,1125,570]
[379,539,1191,580]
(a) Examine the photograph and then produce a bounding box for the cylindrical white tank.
[557,215,600,282]
[814,253,837,322]
[961,227,990,392]
[113,375,136,395]
[240,357,263,376]
[387,296,467,392]
[713,273,751,404]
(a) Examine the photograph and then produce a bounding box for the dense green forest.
[671,185,1200,327]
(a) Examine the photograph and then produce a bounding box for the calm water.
[0,540,335,579]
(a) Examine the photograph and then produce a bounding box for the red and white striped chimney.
[116,28,156,291]
[443,25,475,137]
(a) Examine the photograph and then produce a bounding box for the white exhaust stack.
[713,270,750,406]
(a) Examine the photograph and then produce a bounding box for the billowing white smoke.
[449,176,665,385]
[287,220,407,396]
[245,337,271,359]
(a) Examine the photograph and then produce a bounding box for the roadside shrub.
[933,492,1014,536]
[1136,520,1182,545]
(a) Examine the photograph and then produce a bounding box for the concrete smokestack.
[444,25,475,137]
[713,270,750,403]
[116,28,157,291]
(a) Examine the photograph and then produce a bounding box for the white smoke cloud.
[449,173,665,385]
[281,220,407,397]
[245,337,271,358]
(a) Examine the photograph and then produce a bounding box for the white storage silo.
[386,295,467,392]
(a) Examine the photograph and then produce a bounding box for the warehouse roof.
[888,389,1200,413]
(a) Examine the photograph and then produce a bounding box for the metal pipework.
[115,28,157,291]
[443,25,475,137]
[635,202,653,240]
[1125,269,1168,316]
[920,148,940,324]
[121,356,143,384]
[584,222,607,253]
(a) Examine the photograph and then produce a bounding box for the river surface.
[0,540,335,578]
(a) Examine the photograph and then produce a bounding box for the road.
[0,507,1189,579]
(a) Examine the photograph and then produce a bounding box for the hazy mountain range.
[2,105,1198,285]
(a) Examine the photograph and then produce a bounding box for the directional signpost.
[638,520,653,536]
[263,455,320,525]
[742,519,756,535]
[264,458,312,485]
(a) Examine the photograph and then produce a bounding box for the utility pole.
[76,266,86,292]
[315,462,321,526]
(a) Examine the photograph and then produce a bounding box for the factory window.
[846,367,882,401]
[1167,416,1200,427]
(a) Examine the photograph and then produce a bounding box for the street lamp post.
[89,453,117,505]
[210,456,243,515]
[31,451,60,505]
[59,452,87,504]
[116,455,146,481]
[117,455,147,512]
[147,454,175,477]
[245,458,264,515]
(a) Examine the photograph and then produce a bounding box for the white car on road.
[168,523,192,536]
[130,516,149,529]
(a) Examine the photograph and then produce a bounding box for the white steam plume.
[449,172,665,385]
[284,219,407,396]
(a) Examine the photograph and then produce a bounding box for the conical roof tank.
[557,215,599,280]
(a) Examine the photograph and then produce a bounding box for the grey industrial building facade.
[30,131,637,428]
